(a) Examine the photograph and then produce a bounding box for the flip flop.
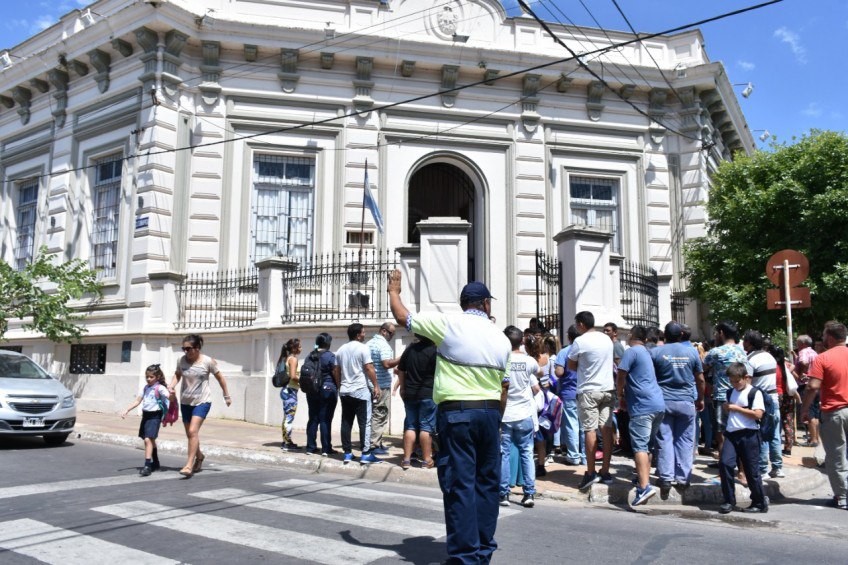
[193,452,205,473]
[401,459,411,470]
[179,466,194,478]
[423,459,435,469]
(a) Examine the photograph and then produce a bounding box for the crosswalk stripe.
[92,501,395,565]
[0,466,243,500]
[190,488,446,538]
[266,479,522,518]
[0,518,178,564]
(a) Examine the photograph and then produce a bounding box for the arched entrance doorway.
[408,162,477,280]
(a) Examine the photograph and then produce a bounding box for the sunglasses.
[182,346,197,352]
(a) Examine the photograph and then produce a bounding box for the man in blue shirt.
[367,322,400,454]
[617,325,666,506]
[554,325,584,465]
[651,322,705,488]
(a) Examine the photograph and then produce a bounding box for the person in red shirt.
[802,321,848,509]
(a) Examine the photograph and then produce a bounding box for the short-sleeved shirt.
[335,340,373,399]
[807,346,848,412]
[408,309,511,405]
[503,352,540,423]
[176,354,218,406]
[554,345,578,401]
[651,342,703,402]
[398,340,437,401]
[317,350,337,387]
[140,383,170,412]
[795,347,818,378]
[703,343,748,401]
[747,350,778,393]
[367,334,395,389]
[618,344,665,416]
[726,384,765,432]
[567,331,614,394]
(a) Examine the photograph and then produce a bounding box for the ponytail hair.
[277,338,301,366]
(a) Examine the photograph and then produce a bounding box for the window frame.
[13,179,39,271]
[567,174,622,254]
[69,343,107,374]
[89,153,124,280]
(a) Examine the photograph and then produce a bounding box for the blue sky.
[2,0,843,146]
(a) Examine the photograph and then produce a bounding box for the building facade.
[0,0,753,428]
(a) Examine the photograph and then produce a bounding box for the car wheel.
[43,434,70,446]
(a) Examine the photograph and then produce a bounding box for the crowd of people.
[119,282,848,564]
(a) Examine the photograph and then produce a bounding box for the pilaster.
[278,49,299,93]
[586,81,604,121]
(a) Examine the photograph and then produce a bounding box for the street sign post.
[766,249,810,355]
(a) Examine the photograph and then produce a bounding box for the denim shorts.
[628,411,664,453]
[403,398,437,433]
[181,402,212,424]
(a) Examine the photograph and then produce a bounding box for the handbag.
[272,361,290,388]
[784,368,799,396]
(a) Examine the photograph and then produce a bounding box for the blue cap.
[460,281,494,304]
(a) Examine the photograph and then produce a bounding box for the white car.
[0,350,76,445]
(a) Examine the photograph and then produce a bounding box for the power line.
[5,0,782,183]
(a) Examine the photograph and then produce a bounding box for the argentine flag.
[363,162,384,234]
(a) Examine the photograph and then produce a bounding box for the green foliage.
[684,130,848,336]
[0,247,103,342]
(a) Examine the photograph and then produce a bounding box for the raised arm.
[387,269,410,327]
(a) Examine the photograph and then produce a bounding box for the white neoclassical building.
[0,0,753,428]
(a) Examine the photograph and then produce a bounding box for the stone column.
[554,225,626,328]
[396,244,421,313]
[147,271,185,330]
[416,217,471,313]
[255,256,299,328]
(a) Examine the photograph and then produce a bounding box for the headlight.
[61,395,75,408]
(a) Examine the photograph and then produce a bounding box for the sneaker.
[499,494,510,507]
[139,465,152,477]
[578,472,600,492]
[343,452,354,464]
[718,503,736,514]
[743,504,768,514]
[632,485,656,506]
[360,452,382,465]
[768,468,785,478]
[545,454,554,464]
[554,447,563,456]
[600,472,613,485]
[832,497,848,509]
[281,442,300,452]
[521,494,535,508]
[371,446,390,455]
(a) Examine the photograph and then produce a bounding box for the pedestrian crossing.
[0,477,526,564]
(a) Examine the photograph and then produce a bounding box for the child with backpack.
[718,362,769,514]
[122,364,171,476]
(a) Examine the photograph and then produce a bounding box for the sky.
[1,0,844,146]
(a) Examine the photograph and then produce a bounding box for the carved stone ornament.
[11,86,32,125]
[556,73,572,93]
[48,68,69,127]
[0,95,13,109]
[111,38,133,57]
[88,48,111,93]
[648,88,668,143]
[400,60,415,77]
[619,84,635,100]
[320,52,334,70]
[30,78,49,93]
[521,74,541,132]
[483,69,499,86]
[441,65,459,108]
[586,81,605,122]
[69,59,89,77]
[199,41,222,105]
[438,7,459,35]
[677,86,701,133]
[353,56,374,112]
[278,49,299,93]
[244,44,258,62]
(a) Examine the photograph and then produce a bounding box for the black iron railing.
[281,249,398,324]
[175,268,259,329]
[619,261,659,328]
[535,250,562,337]
[671,288,688,325]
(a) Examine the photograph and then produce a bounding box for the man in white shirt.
[567,310,615,491]
[743,330,783,478]
[499,326,542,508]
[335,323,382,465]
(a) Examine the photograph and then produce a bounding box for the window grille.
[251,155,315,265]
[569,176,620,253]
[14,181,38,271]
[70,344,107,374]
[91,156,123,279]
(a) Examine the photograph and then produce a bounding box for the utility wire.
[6,0,782,183]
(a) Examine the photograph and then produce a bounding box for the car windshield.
[0,353,52,379]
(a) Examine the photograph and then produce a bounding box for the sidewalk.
[74,411,827,508]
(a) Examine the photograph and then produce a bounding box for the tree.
[684,130,848,337]
[0,247,103,342]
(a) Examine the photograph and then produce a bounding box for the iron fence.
[175,268,259,329]
[281,249,398,324]
[671,288,688,325]
[619,260,659,328]
[535,250,562,337]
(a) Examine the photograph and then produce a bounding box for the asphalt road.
[1,437,847,564]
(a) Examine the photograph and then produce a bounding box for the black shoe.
[536,465,547,477]
[656,479,674,489]
[139,465,152,477]
[281,442,300,452]
[151,461,161,471]
[743,504,768,514]
[521,494,535,508]
[718,503,735,514]
[578,472,600,492]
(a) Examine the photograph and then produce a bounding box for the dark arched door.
[408,162,476,280]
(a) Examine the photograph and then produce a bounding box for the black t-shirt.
[398,341,437,401]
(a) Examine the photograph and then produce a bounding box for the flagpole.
[359,159,367,272]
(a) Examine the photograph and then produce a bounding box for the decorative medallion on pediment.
[427,3,466,41]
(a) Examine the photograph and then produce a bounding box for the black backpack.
[271,360,290,388]
[299,350,323,394]
[726,385,777,442]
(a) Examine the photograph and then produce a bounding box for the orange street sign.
[765,249,809,287]
[766,287,811,310]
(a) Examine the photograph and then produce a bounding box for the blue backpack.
[726,386,777,442]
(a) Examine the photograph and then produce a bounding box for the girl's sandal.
[179,466,194,478]
[423,459,435,469]
[401,459,411,470]
[193,452,205,473]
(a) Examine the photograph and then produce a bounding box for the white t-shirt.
[503,352,540,424]
[336,340,374,397]
[567,330,614,393]
[747,350,778,393]
[726,384,765,432]
[176,355,218,406]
